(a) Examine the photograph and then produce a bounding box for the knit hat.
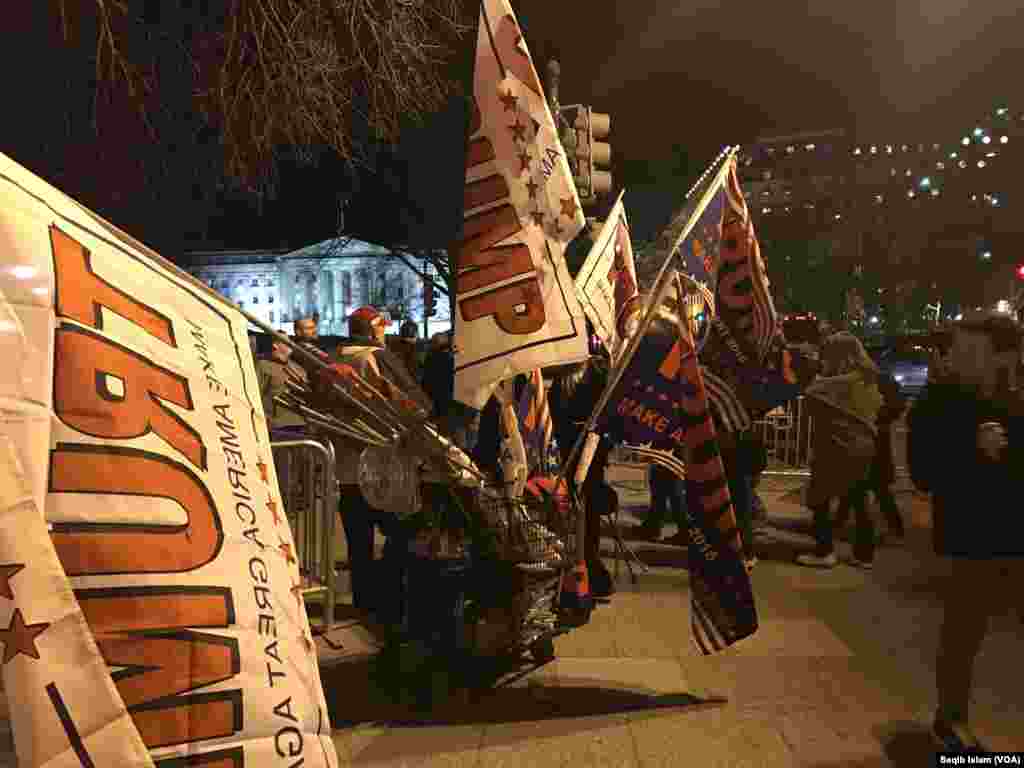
[349,306,387,337]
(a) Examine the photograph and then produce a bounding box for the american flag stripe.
[691,594,726,654]
[702,367,751,432]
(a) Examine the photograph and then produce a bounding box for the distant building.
[179,237,452,338]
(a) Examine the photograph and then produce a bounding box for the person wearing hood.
[908,311,1024,753]
[796,332,883,569]
[332,306,433,619]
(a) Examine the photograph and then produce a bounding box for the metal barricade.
[754,396,814,477]
[271,438,338,628]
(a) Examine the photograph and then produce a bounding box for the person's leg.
[850,476,875,566]
[935,557,999,749]
[874,479,904,537]
[797,499,838,567]
[724,455,754,560]
[639,473,667,538]
[339,487,374,610]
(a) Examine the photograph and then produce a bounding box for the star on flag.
[0,564,24,600]
[559,196,579,220]
[518,149,531,172]
[0,608,49,664]
[500,89,517,111]
[526,178,539,199]
[278,539,296,566]
[267,496,282,526]
[509,120,527,143]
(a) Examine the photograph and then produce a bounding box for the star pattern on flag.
[517,149,531,173]
[278,538,296,566]
[0,564,24,600]
[509,120,527,143]
[0,608,49,664]
[560,196,579,220]
[500,89,518,112]
[267,496,282,526]
[257,459,269,484]
[526,178,539,199]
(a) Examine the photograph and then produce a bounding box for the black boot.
[588,559,616,598]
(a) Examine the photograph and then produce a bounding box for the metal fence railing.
[271,438,338,628]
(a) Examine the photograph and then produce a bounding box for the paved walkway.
[1,471,1021,767]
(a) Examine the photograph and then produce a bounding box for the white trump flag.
[573,192,639,358]
[0,152,339,768]
[453,0,590,410]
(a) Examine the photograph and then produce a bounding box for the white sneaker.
[795,552,838,568]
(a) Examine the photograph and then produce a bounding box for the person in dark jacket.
[835,370,908,540]
[907,311,1024,753]
[331,306,433,621]
[422,331,478,454]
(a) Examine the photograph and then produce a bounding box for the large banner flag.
[699,159,804,423]
[453,0,589,409]
[573,192,639,357]
[0,153,338,767]
[598,279,757,652]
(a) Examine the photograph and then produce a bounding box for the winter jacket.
[908,377,1024,558]
[256,357,307,430]
[329,336,433,485]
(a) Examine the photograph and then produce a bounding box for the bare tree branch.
[58,0,472,196]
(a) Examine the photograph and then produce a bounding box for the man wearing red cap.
[333,306,433,619]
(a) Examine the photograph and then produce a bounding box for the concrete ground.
[1,459,1021,766]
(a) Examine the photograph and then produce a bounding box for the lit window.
[972,194,979,201]
[885,145,893,153]
[853,147,862,155]
[982,135,991,144]
[936,162,945,170]
[762,207,771,214]
[978,160,986,168]
[959,160,967,168]
[786,146,795,153]
[907,190,915,198]
[901,144,909,152]
[950,152,958,159]
[805,143,816,150]
[870,145,877,153]
[834,213,842,220]
[962,137,970,145]
[874,194,884,204]
[931,189,940,197]
[1000,135,1009,144]
[905,169,912,176]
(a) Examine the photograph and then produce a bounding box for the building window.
[269,311,275,323]
[268,295,274,304]
[252,295,259,304]
[377,272,388,304]
[238,300,245,308]
[394,275,405,300]
[251,278,259,287]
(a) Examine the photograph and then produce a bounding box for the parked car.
[869,332,950,397]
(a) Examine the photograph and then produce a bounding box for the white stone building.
[180,237,452,337]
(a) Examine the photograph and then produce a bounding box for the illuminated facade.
[180,238,452,337]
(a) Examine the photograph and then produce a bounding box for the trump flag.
[453,0,590,410]
[0,152,338,767]
[573,192,640,358]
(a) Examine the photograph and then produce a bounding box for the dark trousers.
[836,474,904,536]
[648,469,687,528]
[723,457,754,558]
[937,558,1024,724]
[338,486,404,620]
[812,473,874,562]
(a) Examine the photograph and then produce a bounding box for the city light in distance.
[978,160,986,168]
[982,135,992,144]
[919,177,931,188]
[1000,136,1009,144]
[981,251,992,261]
[962,137,970,145]
[974,127,984,137]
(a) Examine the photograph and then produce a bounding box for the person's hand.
[977,422,1008,461]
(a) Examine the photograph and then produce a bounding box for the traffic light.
[565,106,613,206]
[423,280,437,317]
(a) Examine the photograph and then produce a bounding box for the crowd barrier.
[271,437,338,627]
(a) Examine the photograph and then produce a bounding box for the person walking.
[834,368,908,542]
[796,332,883,569]
[907,311,1024,752]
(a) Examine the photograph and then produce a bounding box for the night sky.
[2,1,1022,252]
